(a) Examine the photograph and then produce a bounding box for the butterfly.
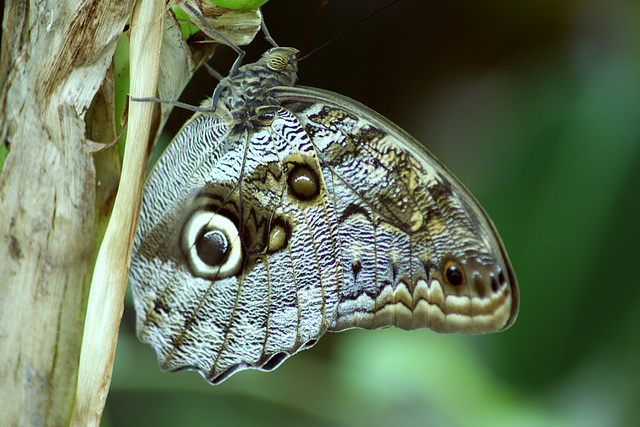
[129,42,519,385]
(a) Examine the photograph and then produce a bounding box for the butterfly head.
[258,47,299,86]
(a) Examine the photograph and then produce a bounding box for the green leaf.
[211,0,269,10]
[0,142,7,173]
[172,7,201,40]
[113,32,130,162]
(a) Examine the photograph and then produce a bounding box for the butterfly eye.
[267,53,288,71]
[444,260,465,286]
[181,210,242,279]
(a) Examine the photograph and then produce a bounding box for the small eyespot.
[267,220,289,253]
[498,269,506,285]
[490,275,499,293]
[287,163,320,201]
[351,260,362,276]
[182,209,242,279]
[444,260,465,286]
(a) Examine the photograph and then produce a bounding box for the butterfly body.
[130,47,518,384]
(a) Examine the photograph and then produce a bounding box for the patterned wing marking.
[130,107,345,384]
[275,86,518,334]
[130,47,518,386]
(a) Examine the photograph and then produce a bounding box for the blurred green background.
[104,1,640,425]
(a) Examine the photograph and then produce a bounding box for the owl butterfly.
[130,17,519,385]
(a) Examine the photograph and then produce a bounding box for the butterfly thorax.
[216,47,299,121]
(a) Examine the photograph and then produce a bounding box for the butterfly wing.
[130,106,345,384]
[130,83,518,385]
[272,85,519,334]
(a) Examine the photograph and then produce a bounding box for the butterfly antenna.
[298,0,402,61]
[297,1,329,59]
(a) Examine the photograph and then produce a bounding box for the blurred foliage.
[104,1,640,425]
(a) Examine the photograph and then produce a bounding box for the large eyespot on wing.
[130,104,350,385]
[181,205,243,279]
